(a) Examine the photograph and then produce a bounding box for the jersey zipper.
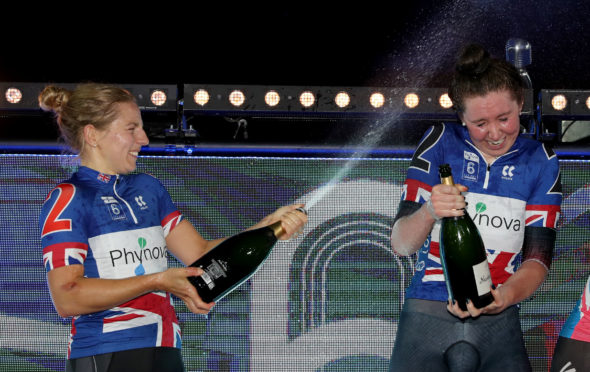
[483,164,491,189]
[113,175,138,224]
[465,140,519,190]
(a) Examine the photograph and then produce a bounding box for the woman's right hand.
[429,183,469,220]
[156,267,215,315]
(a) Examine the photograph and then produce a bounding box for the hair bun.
[455,43,491,78]
[38,86,70,115]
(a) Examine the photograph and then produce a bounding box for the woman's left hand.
[265,204,308,240]
[446,286,508,318]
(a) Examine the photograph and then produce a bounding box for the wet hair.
[38,83,136,153]
[448,43,525,115]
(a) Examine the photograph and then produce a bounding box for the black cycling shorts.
[65,347,184,372]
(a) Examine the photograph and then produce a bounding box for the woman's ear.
[83,124,98,148]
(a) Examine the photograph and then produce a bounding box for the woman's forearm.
[391,203,437,256]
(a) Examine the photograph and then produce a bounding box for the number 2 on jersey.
[42,184,75,237]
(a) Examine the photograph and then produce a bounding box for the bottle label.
[203,259,228,290]
[200,271,215,289]
[472,259,492,296]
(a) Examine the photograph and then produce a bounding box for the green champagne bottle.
[188,209,305,303]
[438,164,493,311]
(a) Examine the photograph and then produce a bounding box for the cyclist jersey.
[559,276,590,342]
[401,123,562,302]
[39,166,183,359]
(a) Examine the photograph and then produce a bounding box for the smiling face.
[83,102,149,175]
[460,90,523,163]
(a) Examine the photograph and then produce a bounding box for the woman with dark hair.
[38,83,307,372]
[388,44,562,371]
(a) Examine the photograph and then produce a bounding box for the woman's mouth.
[487,138,505,146]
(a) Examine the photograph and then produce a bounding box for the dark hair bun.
[455,43,491,78]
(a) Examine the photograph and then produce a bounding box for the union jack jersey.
[39,166,183,359]
[400,123,562,302]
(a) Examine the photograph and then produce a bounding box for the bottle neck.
[440,175,455,186]
[269,220,286,239]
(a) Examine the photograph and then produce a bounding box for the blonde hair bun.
[38,86,70,116]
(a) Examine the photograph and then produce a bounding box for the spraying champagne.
[438,164,493,311]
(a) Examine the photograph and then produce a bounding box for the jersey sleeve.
[524,143,562,229]
[146,174,183,237]
[39,183,89,272]
[401,123,446,205]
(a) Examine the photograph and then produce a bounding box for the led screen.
[0,154,588,372]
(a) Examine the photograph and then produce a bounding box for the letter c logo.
[502,165,515,177]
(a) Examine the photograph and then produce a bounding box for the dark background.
[2,2,589,88]
[1,1,589,149]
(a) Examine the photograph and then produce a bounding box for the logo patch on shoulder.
[462,151,479,182]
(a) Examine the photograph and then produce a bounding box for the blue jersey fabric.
[39,166,184,359]
[400,123,562,302]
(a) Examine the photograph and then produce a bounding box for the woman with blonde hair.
[39,83,307,372]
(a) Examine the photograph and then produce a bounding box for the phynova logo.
[472,202,521,231]
[109,236,168,269]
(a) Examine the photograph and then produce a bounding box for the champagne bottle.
[188,209,305,303]
[438,164,493,311]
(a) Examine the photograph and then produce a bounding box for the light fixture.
[150,90,167,107]
[551,95,567,111]
[541,90,590,120]
[299,91,315,108]
[229,90,245,107]
[5,88,22,104]
[194,89,210,106]
[404,93,419,109]
[181,85,457,119]
[439,93,453,109]
[334,92,350,108]
[370,92,385,108]
[265,90,280,107]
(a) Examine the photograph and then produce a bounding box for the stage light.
[194,89,210,106]
[370,92,385,108]
[5,88,22,104]
[300,91,315,108]
[150,90,167,107]
[265,90,280,107]
[229,90,245,107]
[586,96,590,110]
[439,93,453,109]
[404,93,419,109]
[551,95,567,111]
[335,92,350,108]
[181,85,459,119]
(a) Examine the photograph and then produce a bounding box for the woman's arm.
[391,184,467,256]
[48,205,308,318]
[449,259,547,318]
[166,204,308,266]
[47,263,212,317]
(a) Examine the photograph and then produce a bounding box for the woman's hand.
[156,267,215,315]
[429,183,469,220]
[446,286,508,318]
[263,204,308,240]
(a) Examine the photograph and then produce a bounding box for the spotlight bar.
[183,84,469,119]
[541,89,590,119]
[0,83,177,112]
